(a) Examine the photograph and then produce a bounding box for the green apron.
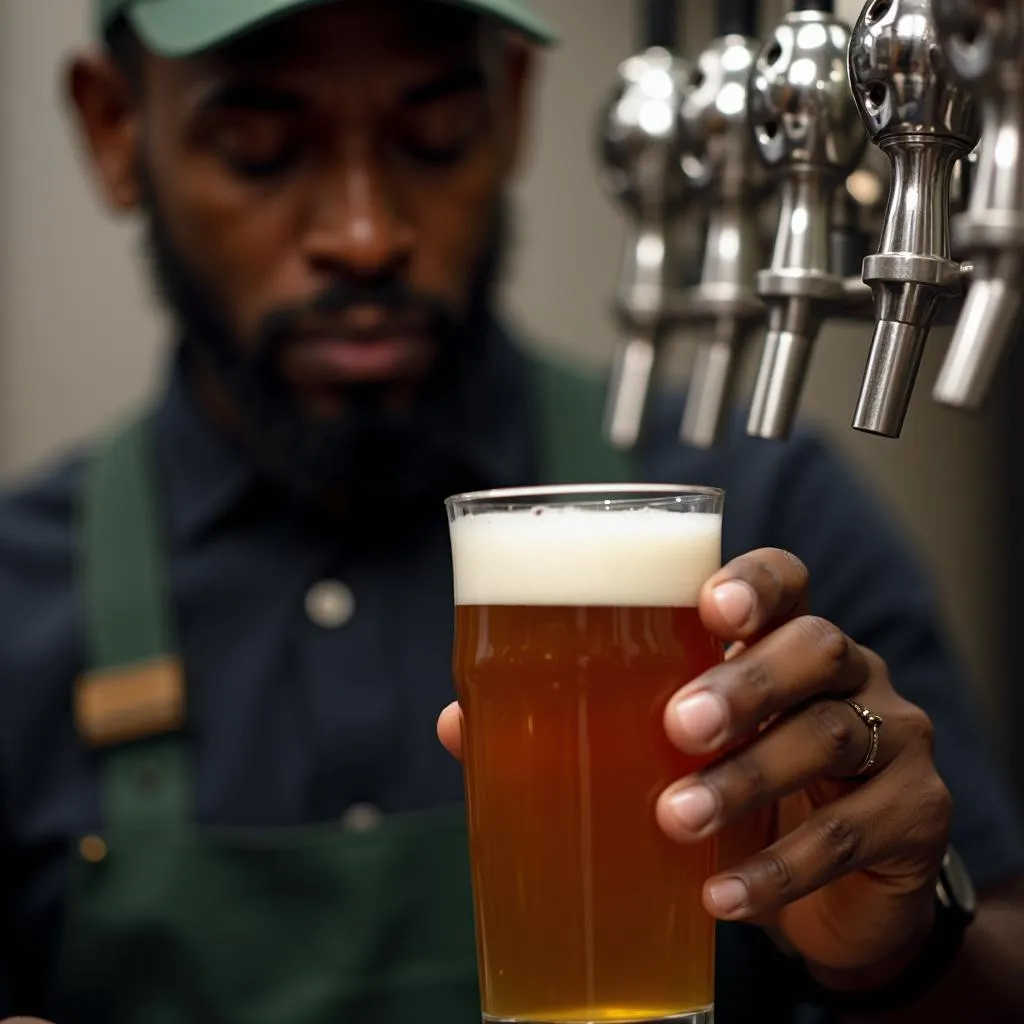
[54,356,632,1024]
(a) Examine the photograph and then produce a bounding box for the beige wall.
[0,0,1004,725]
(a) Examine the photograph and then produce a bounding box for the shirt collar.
[152,319,538,543]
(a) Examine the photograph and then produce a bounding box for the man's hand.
[438,547,952,992]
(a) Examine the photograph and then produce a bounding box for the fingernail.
[713,581,755,629]
[668,785,717,833]
[674,691,727,746]
[708,877,749,915]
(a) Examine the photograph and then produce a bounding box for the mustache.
[254,279,460,360]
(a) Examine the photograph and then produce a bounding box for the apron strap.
[77,414,191,829]
[81,415,176,667]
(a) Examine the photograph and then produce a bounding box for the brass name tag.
[74,656,185,748]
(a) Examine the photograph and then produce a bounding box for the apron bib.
[53,355,631,1024]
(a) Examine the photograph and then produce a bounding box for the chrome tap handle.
[745,5,868,441]
[676,32,770,448]
[597,45,694,450]
[848,0,981,438]
[933,0,1024,412]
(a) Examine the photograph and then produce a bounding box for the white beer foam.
[451,507,721,607]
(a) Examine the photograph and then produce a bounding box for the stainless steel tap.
[597,32,695,451]
[932,0,1024,413]
[848,0,981,437]
[676,30,771,449]
[745,2,869,441]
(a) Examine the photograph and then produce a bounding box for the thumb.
[437,701,464,761]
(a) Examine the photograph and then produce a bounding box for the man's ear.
[65,50,142,212]
[496,36,539,179]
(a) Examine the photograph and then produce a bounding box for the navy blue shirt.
[1,325,1022,1021]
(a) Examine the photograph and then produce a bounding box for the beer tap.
[597,0,694,450]
[932,0,1024,413]
[676,0,772,449]
[745,0,869,441]
[848,0,981,438]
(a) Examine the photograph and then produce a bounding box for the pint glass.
[446,484,725,1024]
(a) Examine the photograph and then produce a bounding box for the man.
[0,0,1021,1021]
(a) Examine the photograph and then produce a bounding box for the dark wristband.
[796,848,976,1015]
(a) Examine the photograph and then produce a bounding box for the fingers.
[700,548,811,643]
[698,766,952,921]
[658,694,894,843]
[437,701,463,760]
[666,617,871,755]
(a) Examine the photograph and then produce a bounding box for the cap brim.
[128,0,556,59]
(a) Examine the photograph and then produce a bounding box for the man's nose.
[302,156,414,286]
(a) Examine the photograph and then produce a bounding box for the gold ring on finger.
[845,697,884,776]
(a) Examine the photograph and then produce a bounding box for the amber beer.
[447,486,724,1024]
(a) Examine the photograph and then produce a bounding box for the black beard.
[139,171,507,514]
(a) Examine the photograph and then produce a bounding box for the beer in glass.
[446,484,724,1024]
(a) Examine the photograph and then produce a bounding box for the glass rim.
[445,482,724,509]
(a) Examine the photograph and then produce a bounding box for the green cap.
[97,0,555,57]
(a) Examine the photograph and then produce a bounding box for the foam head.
[449,506,722,608]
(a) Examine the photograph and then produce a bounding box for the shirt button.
[80,836,108,863]
[342,803,383,832]
[305,580,355,629]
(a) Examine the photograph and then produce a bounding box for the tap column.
[745,0,868,441]
[597,0,694,450]
[849,0,980,438]
[677,0,772,449]
[933,0,1024,413]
